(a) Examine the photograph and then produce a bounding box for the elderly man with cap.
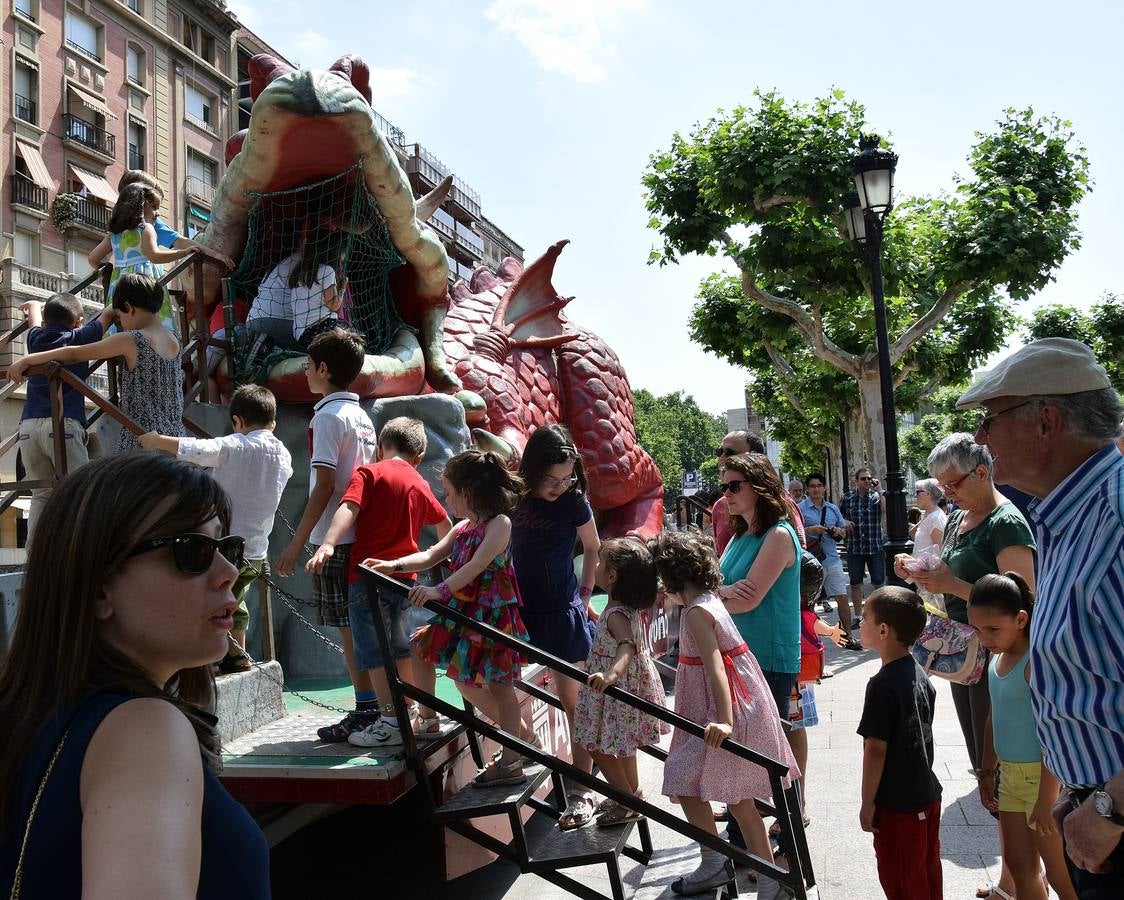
[957,338,1124,898]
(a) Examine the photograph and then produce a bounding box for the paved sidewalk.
[445,612,1014,899]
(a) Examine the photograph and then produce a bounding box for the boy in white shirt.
[140,384,293,672]
[274,328,378,741]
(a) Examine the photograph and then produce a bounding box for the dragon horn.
[472,429,515,465]
[416,176,454,223]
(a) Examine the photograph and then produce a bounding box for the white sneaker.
[347,719,404,749]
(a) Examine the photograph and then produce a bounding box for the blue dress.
[0,691,270,899]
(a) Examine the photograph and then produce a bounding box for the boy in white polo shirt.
[274,328,378,741]
[140,384,293,672]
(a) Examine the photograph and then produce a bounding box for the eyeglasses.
[937,471,973,493]
[720,480,748,494]
[128,533,245,575]
[977,399,1036,435]
[542,473,578,489]
[716,447,740,458]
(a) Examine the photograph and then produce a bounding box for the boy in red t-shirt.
[307,417,452,749]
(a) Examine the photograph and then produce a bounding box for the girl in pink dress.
[651,531,800,899]
[575,538,670,826]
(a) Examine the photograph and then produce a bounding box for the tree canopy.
[1024,294,1123,391]
[631,389,727,502]
[644,90,1091,480]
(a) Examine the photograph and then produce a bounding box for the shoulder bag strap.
[9,727,71,900]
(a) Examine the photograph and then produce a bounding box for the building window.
[14,59,38,126]
[126,44,145,86]
[186,149,217,204]
[128,121,146,170]
[182,16,215,65]
[184,83,214,131]
[14,230,39,267]
[15,0,36,23]
[65,9,103,63]
[126,0,141,12]
[67,248,94,279]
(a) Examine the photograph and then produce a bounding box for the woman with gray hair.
[911,478,947,559]
[894,433,1036,900]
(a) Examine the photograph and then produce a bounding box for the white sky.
[227,0,1122,416]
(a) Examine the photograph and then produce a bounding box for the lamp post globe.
[845,135,911,584]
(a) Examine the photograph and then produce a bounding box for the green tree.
[644,91,1091,481]
[1025,294,1123,390]
[899,385,980,476]
[632,389,727,502]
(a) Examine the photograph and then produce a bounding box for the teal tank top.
[719,519,801,674]
[988,650,1041,763]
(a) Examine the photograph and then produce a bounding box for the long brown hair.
[0,454,231,835]
[444,449,524,520]
[723,452,788,538]
[107,183,160,235]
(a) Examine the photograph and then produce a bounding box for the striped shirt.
[1028,445,1124,788]
[840,490,884,555]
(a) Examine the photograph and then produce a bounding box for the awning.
[68,83,117,121]
[68,164,117,204]
[15,141,52,189]
[188,205,211,222]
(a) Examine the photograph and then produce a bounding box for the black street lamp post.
[843,135,912,583]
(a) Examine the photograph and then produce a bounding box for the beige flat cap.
[956,338,1111,410]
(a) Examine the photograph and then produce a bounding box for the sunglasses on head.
[128,533,245,575]
[720,480,748,494]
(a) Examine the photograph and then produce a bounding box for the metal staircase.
[362,567,817,900]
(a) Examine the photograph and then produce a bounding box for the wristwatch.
[394,560,404,573]
[1092,788,1124,826]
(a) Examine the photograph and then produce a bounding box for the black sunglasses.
[720,480,748,494]
[716,447,740,458]
[128,533,245,575]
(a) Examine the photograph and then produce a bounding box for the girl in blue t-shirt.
[969,573,1077,900]
[512,424,602,828]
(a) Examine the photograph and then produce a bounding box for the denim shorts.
[823,558,848,598]
[847,551,886,587]
[349,580,413,671]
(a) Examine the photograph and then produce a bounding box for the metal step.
[432,763,551,823]
[525,818,638,869]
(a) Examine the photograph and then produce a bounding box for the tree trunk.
[857,370,888,480]
[843,406,865,487]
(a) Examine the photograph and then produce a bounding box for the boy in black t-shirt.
[857,586,943,900]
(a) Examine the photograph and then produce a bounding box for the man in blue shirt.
[840,467,885,630]
[800,472,861,650]
[958,338,1124,897]
[16,295,115,539]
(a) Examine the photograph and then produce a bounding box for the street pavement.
[444,604,1026,899]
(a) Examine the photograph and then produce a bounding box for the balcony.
[66,39,101,64]
[373,111,406,148]
[72,196,110,232]
[448,180,481,221]
[14,94,36,126]
[454,221,484,259]
[63,114,115,158]
[128,144,145,170]
[186,175,216,204]
[10,174,48,213]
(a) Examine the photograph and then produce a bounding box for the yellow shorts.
[998,760,1042,825]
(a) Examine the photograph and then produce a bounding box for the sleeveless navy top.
[0,691,270,898]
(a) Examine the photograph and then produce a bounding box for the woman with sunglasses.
[512,424,602,829]
[0,454,269,899]
[893,433,1035,900]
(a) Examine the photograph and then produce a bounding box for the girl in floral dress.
[576,538,670,826]
[88,184,193,316]
[397,450,535,787]
[650,530,800,899]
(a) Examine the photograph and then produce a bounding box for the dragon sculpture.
[190,53,664,537]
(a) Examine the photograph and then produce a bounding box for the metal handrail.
[362,567,815,897]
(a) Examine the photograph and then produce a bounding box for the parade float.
[175,53,675,885]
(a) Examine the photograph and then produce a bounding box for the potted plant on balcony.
[51,193,80,232]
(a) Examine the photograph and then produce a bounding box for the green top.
[941,501,1036,623]
[719,520,801,674]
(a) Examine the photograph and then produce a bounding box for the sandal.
[492,735,546,766]
[977,887,1015,900]
[471,759,526,789]
[413,715,444,743]
[596,799,644,827]
[769,814,811,836]
[559,793,596,830]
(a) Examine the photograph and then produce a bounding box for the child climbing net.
[226,162,406,382]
